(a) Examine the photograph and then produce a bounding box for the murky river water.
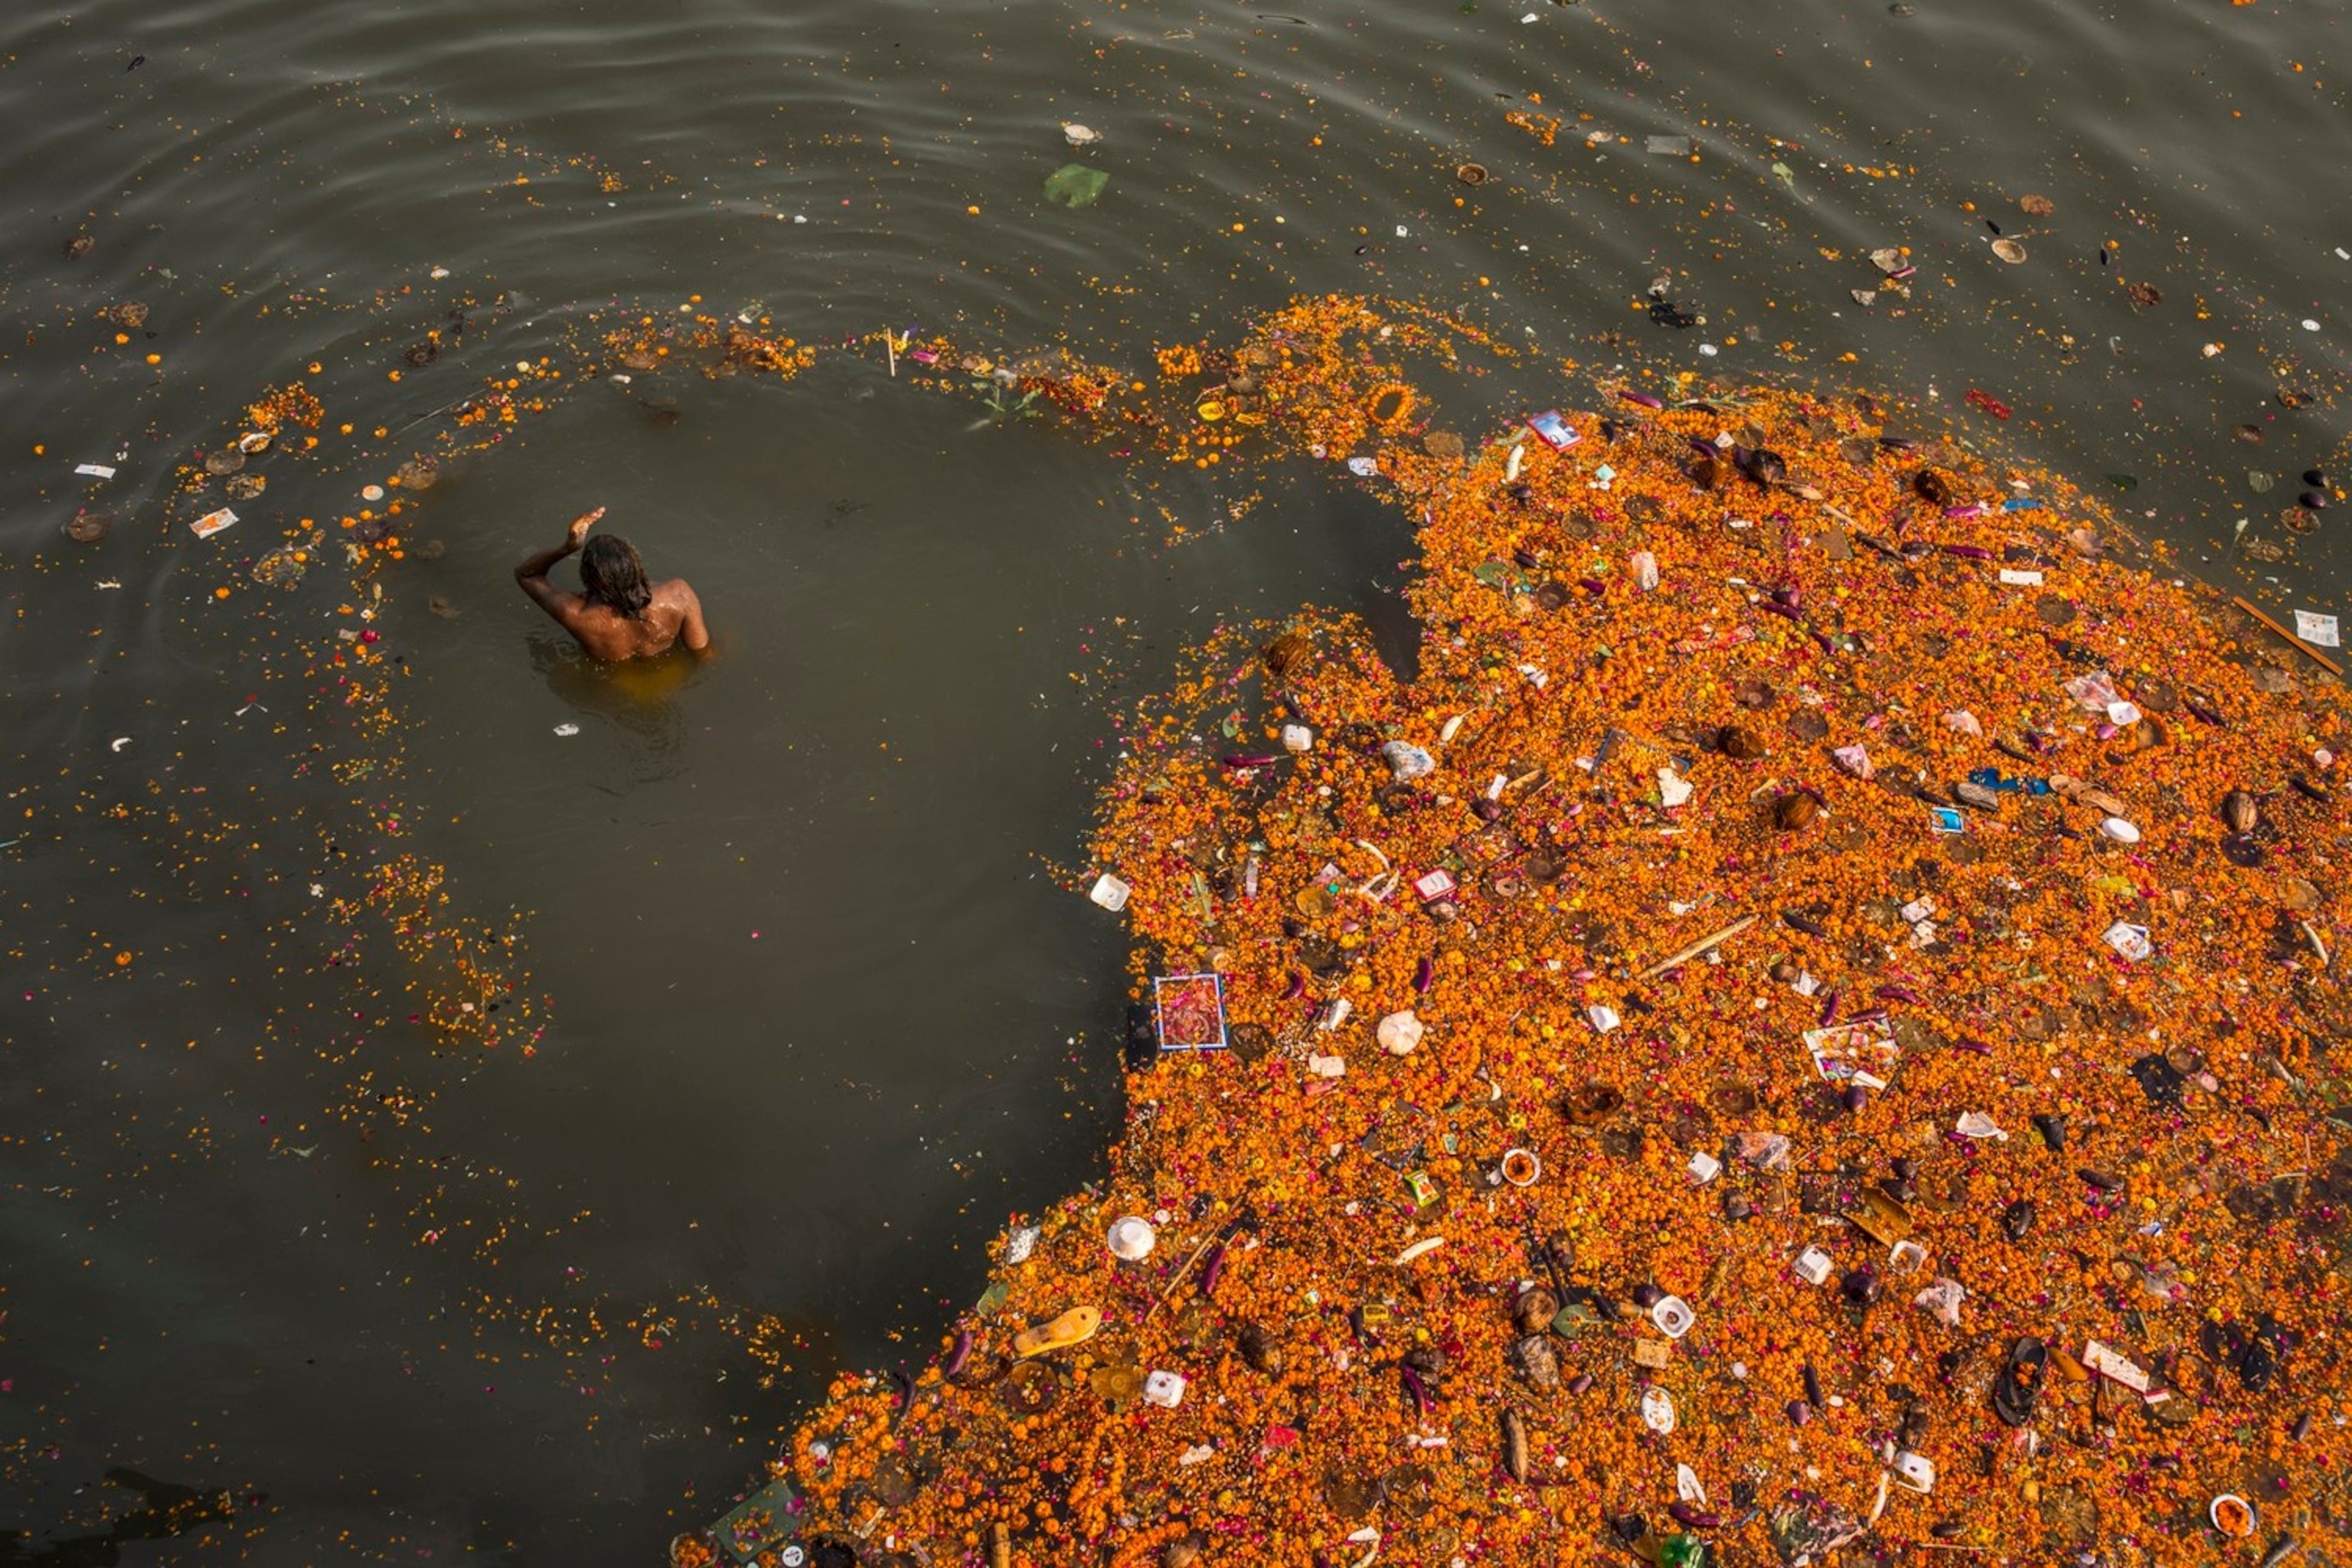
[2,0,2345,1559]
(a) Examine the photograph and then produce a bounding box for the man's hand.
[565,507,606,551]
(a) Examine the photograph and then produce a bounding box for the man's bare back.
[514,508,710,662]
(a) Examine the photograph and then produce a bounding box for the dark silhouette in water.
[0,1468,247,1565]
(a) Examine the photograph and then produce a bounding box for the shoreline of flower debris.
[679,299,2351,1568]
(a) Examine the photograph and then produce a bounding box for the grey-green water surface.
[2,0,2347,1560]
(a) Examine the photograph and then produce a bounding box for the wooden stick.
[1145,1232,1222,1322]
[2233,594,2343,677]
[1639,913,1758,979]
[885,327,898,377]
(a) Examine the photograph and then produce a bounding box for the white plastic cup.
[1107,1216,1157,1261]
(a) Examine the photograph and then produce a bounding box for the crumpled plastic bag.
[1044,163,1110,207]
[2063,670,2123,713]
[1383,741,1436,781]
[1770,1494,1864,1566]
[1913,1276,1966,1327]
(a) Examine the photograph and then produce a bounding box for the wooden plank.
[2232,594,2344,678]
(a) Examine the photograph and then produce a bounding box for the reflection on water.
[527,632,705,781]
[0,1471,244,1566]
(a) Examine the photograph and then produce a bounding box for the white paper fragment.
[75,463,117,479]
[2295,610,2341,648]
[191,508,239,538]
[1954,1111,2007,1140]
[1998,568,2044,586]
[2102,921,2152,962]
[1658,767,1694,808]
[2083,1339,2151,1392]
[1587,1004,1622,1034]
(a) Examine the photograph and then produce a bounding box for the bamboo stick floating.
[1639,913,1759,980]
[2233,594,2343,678]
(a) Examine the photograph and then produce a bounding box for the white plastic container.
[1106,1217,1157,1261]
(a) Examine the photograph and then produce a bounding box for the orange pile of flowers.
[696,298,2351,1568]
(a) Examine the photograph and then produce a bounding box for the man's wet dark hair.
[579,534,652,620]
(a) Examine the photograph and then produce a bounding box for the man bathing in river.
[515,508,710,662]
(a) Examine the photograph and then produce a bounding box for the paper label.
[2295,610,2341,648]
[191,508,239,538]
[2083,1339,2151,1392]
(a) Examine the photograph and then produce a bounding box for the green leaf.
[1044,163,1111,207]
[2105,473,2138,492]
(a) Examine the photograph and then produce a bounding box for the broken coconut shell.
[2222,791,2259,835]
[1774,793,1821,831]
